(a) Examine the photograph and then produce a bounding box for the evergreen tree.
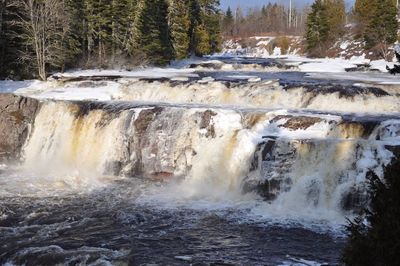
[110,0,137,64]
[0,0,222,78]
[132,0,173,65]
[326,0,346,41]
[64,0,86,68]
[343,159,400,265]
[305,0,345,56]
[354,0,377,32]
[168,0,191,59]
[364,0,398,58]
[194,23,211,55]
[222,6,234,36]
[84,0,114,66]
[305,0,329,54]
[194,0,221,55]
[0,0,28,78]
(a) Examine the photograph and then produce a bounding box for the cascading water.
[18,101,261,198]
[116,79,400,113]
[12,100,398,221]
[2,61,400,264]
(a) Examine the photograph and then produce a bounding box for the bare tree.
[11,0,69,80]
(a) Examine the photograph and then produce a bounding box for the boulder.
[273,115,323,130]
[0,94,41,163]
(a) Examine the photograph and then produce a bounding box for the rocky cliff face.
[0,94,41,163]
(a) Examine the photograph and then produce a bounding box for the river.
[1,56,399,265]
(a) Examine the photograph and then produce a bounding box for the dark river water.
[0,176,346,266]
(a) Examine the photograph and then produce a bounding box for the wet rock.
[149,172,174,181]
[341,184,369,214]
[242,113,265,129]
[134,107,163,135]
[52,74,122,82]
[104,161,123,176]
[345,63,378,72]
[386,145,400,159]
[243,178,285,201]
[189,62,224,70]
[244,139,295,201]
[72,101,123,118]
[200,110,216,128]
[139,77,170,83]
[386,51,400,75]
[282,82,390,98]
[0,94,41,163]
[200,110,217,138]
[273,115,323,130]
[137,108,191,178]
[335,121,379,139]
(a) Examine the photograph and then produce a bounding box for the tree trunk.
[99,38,102,66]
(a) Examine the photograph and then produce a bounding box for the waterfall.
[117,80,400,113]
[19,100,400,219]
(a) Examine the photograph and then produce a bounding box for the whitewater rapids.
[2,56,400,265]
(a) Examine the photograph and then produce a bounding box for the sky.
[220,0,355,10]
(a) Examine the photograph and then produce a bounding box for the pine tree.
[305,0,345,56]
[0,0,30,78]
[1,0,222,77]
[222,6,234,36]
[364,0,398,59]
[354,0,377,34]
[343,159,400,265]
[110,0,137,64]
[194,23,211,55]
[193,0,221,56]
[132,0,173,65]
[168,0,191,59]
[326,0,346,41]
[64,0,86,68]
[84,0,114,66]
[305,0,329,54]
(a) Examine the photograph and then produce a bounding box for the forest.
[306,0,398,58]
[2,0,399,79]
[221,2,307,37]
[0,0,221,80]
[221,0,399,59]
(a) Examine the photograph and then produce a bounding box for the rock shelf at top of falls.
[10,66,400,114]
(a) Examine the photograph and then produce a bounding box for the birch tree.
[13,0,70,80]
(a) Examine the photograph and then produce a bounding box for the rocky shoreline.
[0,94,41,163]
